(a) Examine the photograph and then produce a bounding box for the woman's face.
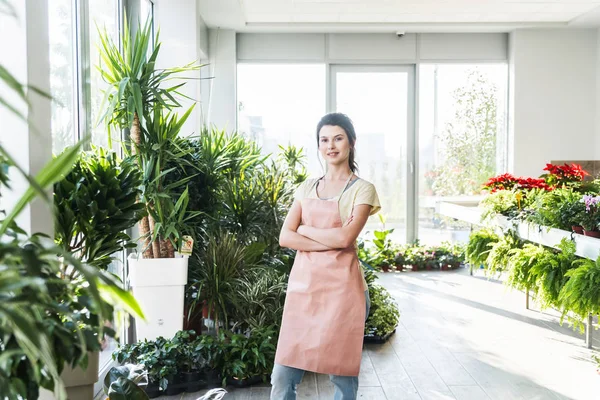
[318,125,352,168]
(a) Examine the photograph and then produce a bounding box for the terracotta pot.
[572,225,584,234]
[381,265,390,272]
[202,302,212,319]
[441,265,449,271]
[583,229,600,238]
[411,264,419,271]
[395,264,404,272]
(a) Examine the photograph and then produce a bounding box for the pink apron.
[275,178,366,376]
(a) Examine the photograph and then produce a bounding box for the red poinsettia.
[542,163,589,187]
[482,173,551,193]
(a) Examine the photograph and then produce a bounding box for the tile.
[381,385,422,400]
[249,387,270,399]
[359,352,381,387]
[356,386,387,399]
[418,389,456,400]
[449,385,490,400]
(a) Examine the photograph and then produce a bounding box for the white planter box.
[128,254,189,341]
[38,352,99,400]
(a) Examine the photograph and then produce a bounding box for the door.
[330,65,416,243]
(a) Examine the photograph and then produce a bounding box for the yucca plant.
[135,105,200,258]
[558,256,600,331]
[97,17,202,258]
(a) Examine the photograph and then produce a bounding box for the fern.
[506,243,545,292]
[558,256,600,331]
[529,239,577,310]
[466,228,499,267]
[486,229,523,277]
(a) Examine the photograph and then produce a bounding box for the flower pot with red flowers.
[572,225,584,234]
[541,162,590,188]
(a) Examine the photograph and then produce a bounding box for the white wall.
[509,29,597,177]
[0,1,53,236]
[154,0,206,135]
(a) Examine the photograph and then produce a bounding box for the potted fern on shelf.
[97,17,203,340]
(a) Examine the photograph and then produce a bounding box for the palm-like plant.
[135,105,199,258]
[97,17,202,258]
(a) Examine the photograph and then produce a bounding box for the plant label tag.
[181,235,194,256]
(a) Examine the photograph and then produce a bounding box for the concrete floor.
[159,267,600,399]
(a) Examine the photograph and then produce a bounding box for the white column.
[205,28,237,131]
[0,0,53,236]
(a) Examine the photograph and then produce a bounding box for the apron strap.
[315,173,354,201]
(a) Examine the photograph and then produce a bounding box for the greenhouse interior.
[4,0,600,399]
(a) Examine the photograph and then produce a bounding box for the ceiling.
[198,0,600,32]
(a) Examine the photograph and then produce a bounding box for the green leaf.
[0,142,84,236]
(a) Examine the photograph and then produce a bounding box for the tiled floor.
[160,267,600,399]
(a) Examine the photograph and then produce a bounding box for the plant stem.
[148,213,161,258]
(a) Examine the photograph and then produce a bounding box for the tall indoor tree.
[97,17,200,258]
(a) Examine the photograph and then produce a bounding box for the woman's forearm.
[279,229,334,252]
[298,226,350,249]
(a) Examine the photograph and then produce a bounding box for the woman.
[270,113,381,400]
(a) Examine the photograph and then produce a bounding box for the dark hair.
[316,112,359,173]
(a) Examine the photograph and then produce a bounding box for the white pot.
[128,254,189,341]
[38,352,99,400]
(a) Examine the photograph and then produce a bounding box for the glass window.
[334,68,410,237]
[49,0,75,155]
[89,0,119,149]
[418,64,508,245]
[88,0,121,370]
[140,0,153,27]
[237,64,326,177]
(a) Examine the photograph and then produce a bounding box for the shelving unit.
[438,200,600,349]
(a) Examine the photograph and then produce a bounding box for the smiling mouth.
[327,152,339,156]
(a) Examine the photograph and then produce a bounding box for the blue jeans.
[270,290,370,400]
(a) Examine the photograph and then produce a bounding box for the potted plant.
[580,195,600,238]
[103,364,149,400]
[559,255,600,332]
[172,330,207,393]
[50,146,146,397]
[221,327,276,388]
[97,17,202,341]
[113,340,163,398]
[466,228,499,270]
[0,35,142,397]
[193,334,225,388]
[364,285,400,343]
[0,148,143,399]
